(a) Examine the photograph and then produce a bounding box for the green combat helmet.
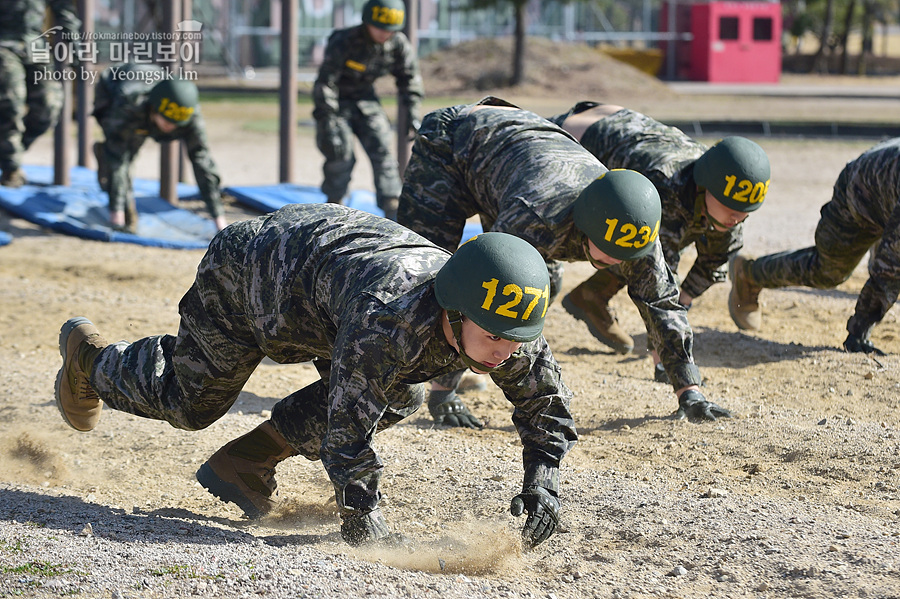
[573,169,662,262]
[362,0,406,31]
[693,136,771,212]
[148,78,199,126]
[435,232,550,370]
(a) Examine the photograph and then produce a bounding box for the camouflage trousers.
[317,98,401,208]
[0,46,63,170]
[746,184,889,337]
[88,219,425,459]
[747,191,880,291]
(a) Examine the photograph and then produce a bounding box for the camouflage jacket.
[548,104,743,299]
[837,138,900,337]
[0,0,80,45]
[94,63,222,217]
[400,98,701,390]
[239,203,575,511]
[312,24,423,122]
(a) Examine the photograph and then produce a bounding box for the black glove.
[843,333,886,356]
[428,390,483,429]
[315,118,345,159]
[509,485,559,548]
[676,389,732,421]
[340,507,391,546]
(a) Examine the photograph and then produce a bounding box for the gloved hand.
[428,390,483,429]
[340,507,391,546]
[315,118,345,159]
[843,333,886,356]
[676,389,732,421]
[510,485,560,549]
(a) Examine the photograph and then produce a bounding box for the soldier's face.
[443,315,523,373]
[584,238,623,270]
[704,191,749,231]
[366,25,395,44]
[151,112,178,134]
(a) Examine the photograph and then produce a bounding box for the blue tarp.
[225,183,483,242]
[0,231,11,247]
[0,166,215,250]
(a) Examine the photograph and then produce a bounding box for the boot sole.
[196,462,264,520]
[562,295,633,354]
[55,317,99,432]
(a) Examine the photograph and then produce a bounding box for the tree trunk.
[511,2,526,85]
[857,0,875,75]
[838,0,857,74]
[811,0,836,73]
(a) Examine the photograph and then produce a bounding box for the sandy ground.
[1,69,899,599]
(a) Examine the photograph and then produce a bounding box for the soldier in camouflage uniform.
[0,0,80,187]
[54,203,574,549]
[547,102,771,383]
[93,62,226,233]
[397,97,732,427]
[730,137,900,355]
[312,0,423,220]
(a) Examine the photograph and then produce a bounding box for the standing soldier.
[729,137,900,355]
[0,0,81,187]
[54,203,574,549]
[312,0,423,221]
[398,97,732,427]
[92,62,227,233]
[547,102,771,382]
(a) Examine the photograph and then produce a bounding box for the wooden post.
[396,0,417,178]
[279,0,298,182]
[53,78,72,186]
[159,0,181,203]
[76,0,94,168]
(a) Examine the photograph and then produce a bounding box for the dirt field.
[1,47,899,598]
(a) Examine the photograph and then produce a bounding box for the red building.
[661,0,782,82]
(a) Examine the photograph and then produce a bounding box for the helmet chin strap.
[446,310,500,373]
[696,189,731,231]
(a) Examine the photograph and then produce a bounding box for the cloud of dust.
[0,428,69,486]
[353,520,524,576]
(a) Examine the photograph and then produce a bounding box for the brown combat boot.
[381,197,399,222]
[196,421,298,519]
[0,167,26,188]
[93,141,109,191]
[729,255,762,330]
[562,271,633,354]
[55,317,108,432]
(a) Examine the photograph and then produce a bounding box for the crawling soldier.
[547,101,771,383]
[54,204,574,549]
[398,97,731,427]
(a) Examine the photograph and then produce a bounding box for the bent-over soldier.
[548,101,771,382]
[730,137,900,355]
[398,97,731,427]
[93,63,226,233]
[54,204,573,549]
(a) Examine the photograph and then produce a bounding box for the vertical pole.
[396,0,417,178]
[76,0,94,168]
[160,0,181,203]
[279,0,298,182]
[53,78,72,186]
[665,0,677,81]
[178,0,192,183]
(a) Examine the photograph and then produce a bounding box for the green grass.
[1,561,72,577]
